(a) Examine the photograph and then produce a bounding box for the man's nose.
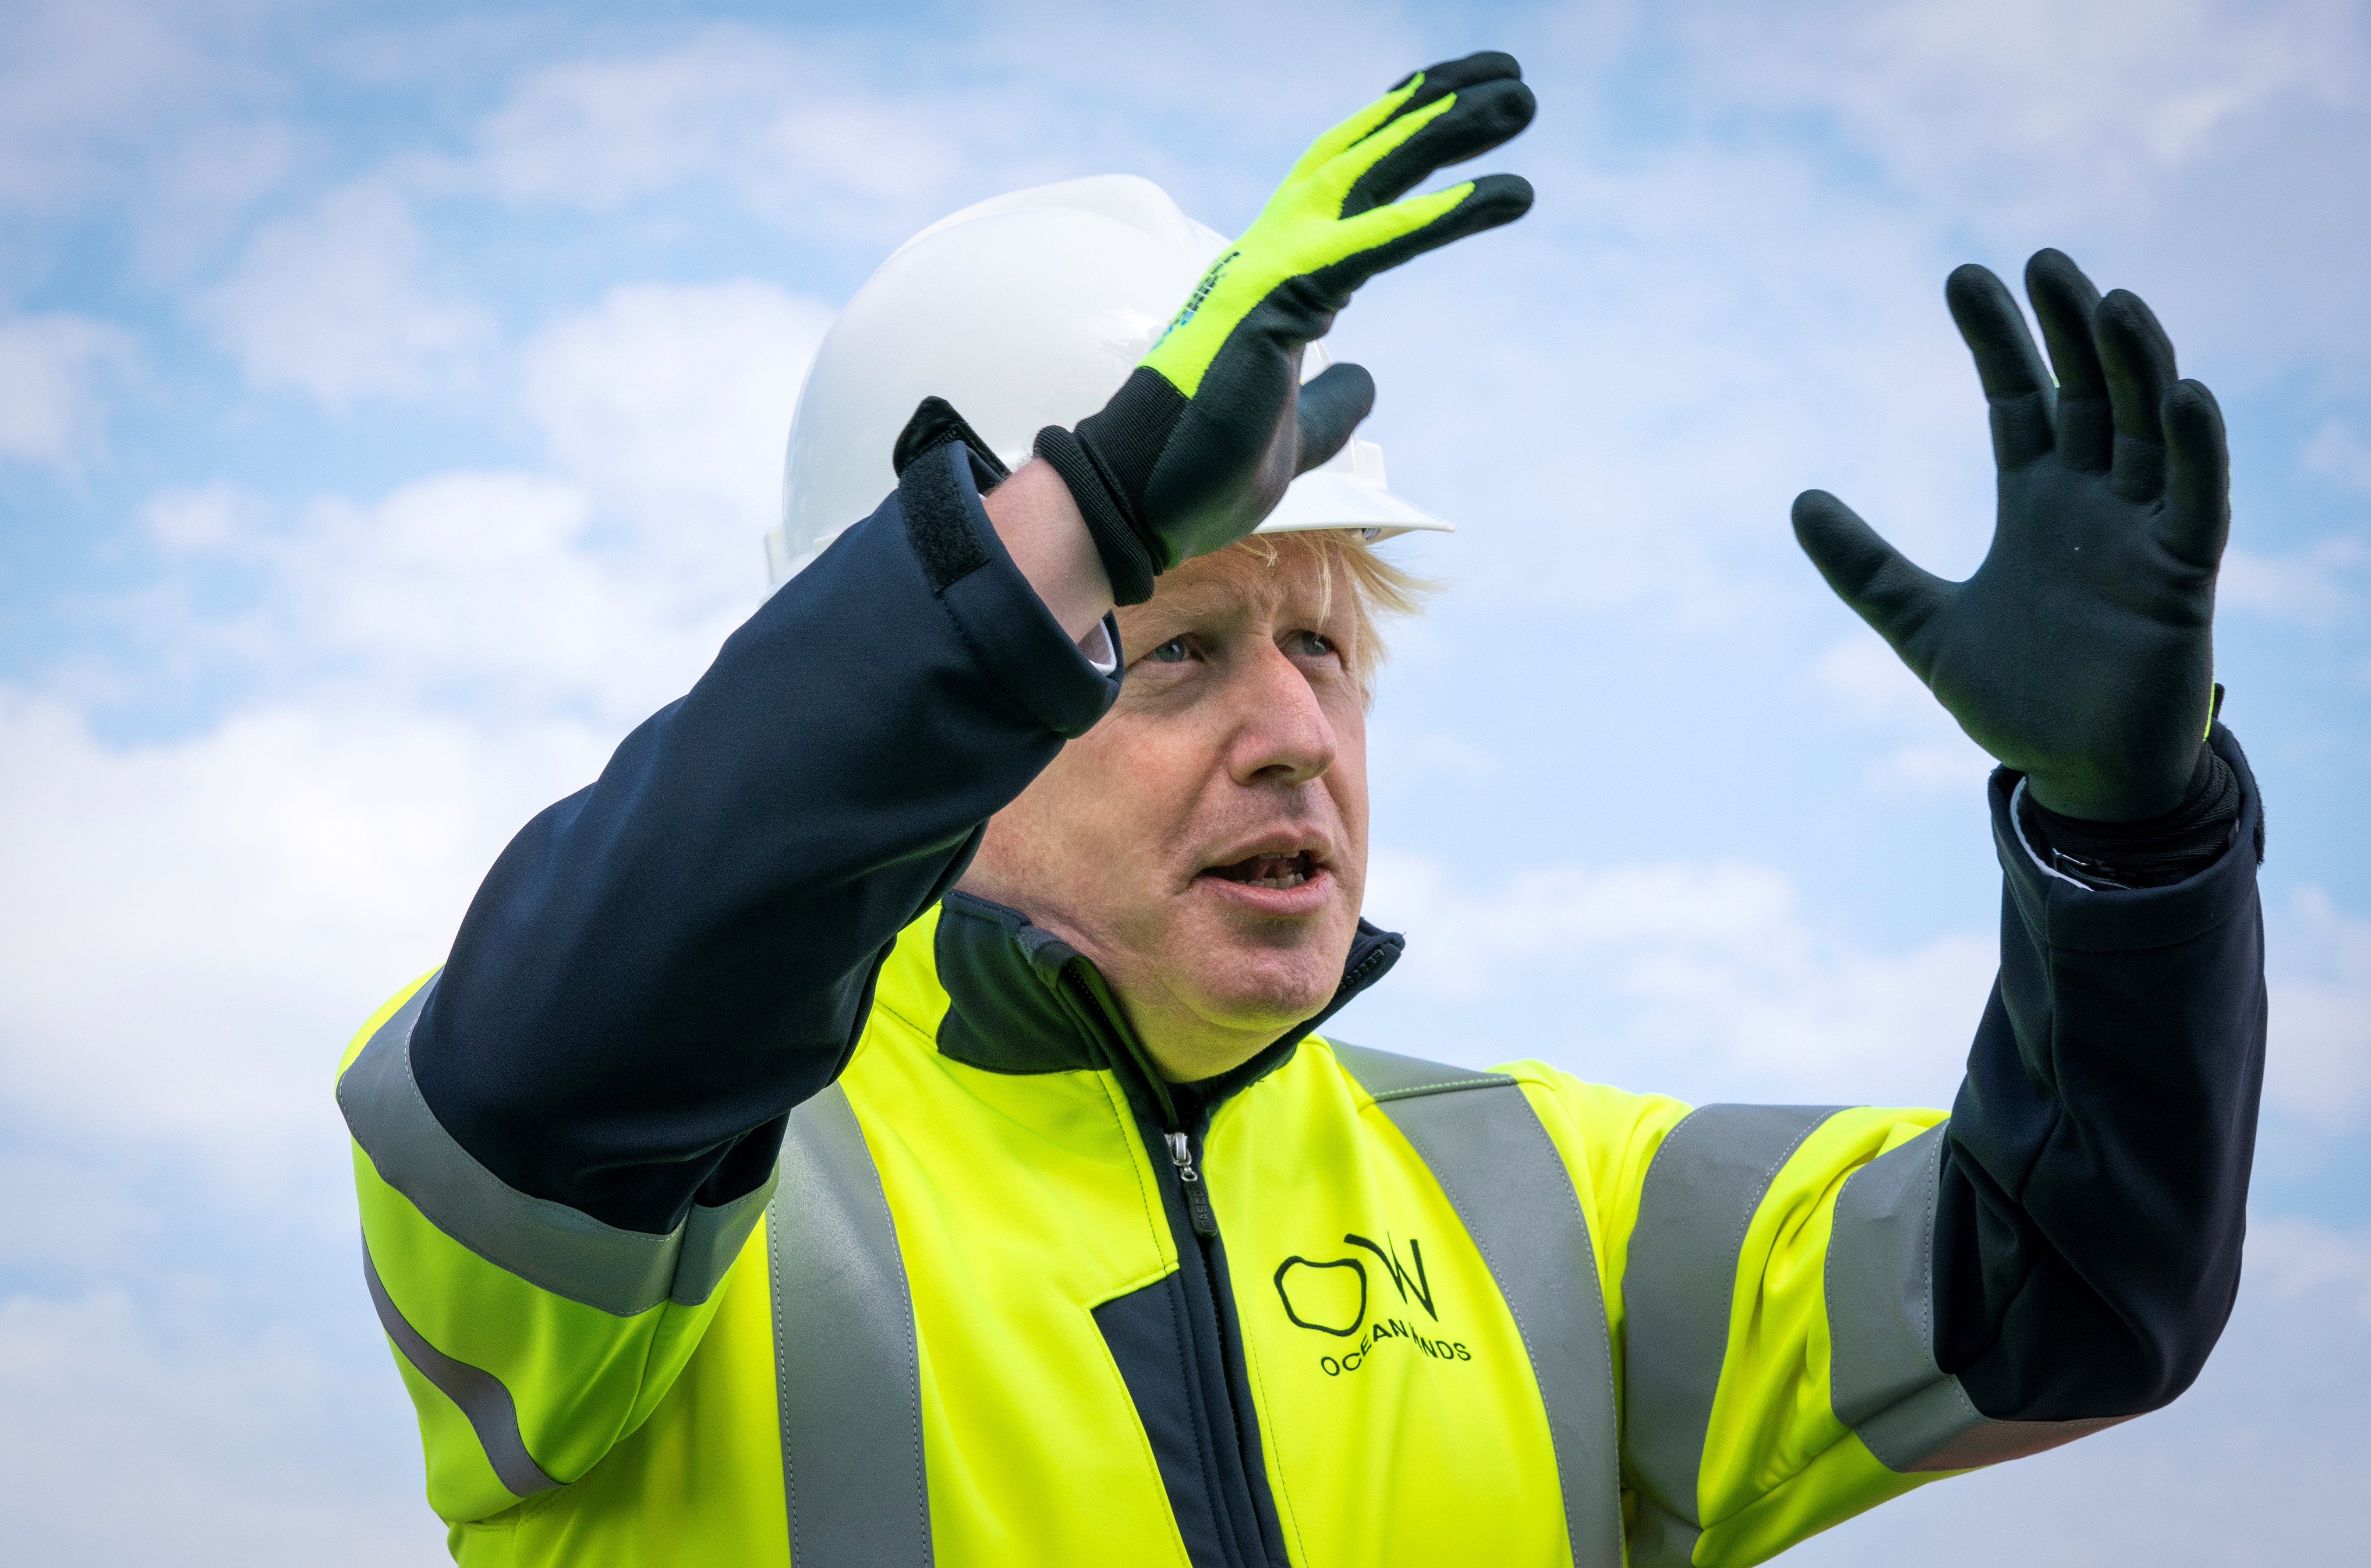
[1224,640,1338,787]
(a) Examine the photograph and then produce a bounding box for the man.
[339,53,2264,1568]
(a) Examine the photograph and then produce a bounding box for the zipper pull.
[1165,1131,1219,1239]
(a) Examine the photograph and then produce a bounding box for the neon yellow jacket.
[342,895,2104,1568]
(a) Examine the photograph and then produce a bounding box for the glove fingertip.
[1400,50,1524,91]
[1467,171,1535,223]
[1942,264,2023,343]
[2159,378,2232,565]
[1790,487,1847,538]
[1944,261,2007,302]
[2162,378,2226,473]
[1476,76,1539,137]
[2024,246,2100,310]
[1319,358,1377,405]
[2163,375,2223,427]
[1294,362,1376,473]
[1789,488,1893,587]
[1787,491,1951,655]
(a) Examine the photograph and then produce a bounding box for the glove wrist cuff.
[1034,424,1157,606]
[2021,742,2241,889]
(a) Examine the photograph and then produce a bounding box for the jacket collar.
[931,889,1403,1129]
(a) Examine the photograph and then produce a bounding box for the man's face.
[961,541,1370,1081]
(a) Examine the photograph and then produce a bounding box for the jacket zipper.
[1065,967,1274,1563]
[1063,965,1224,1244]
[1166,1130,1220,1238]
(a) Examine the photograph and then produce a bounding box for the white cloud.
[2220,536,2370,630]
[522,279,835,538]
[2266,886,2371,1132]
[0,311,134,470]
[1698,0,2364,216]
[146,466,750,726]
[450,10,1430,251]
[134,113,297,284]
[1646,0,2371,398]
[0,439,781,1189]
[1369,833,2371,1139]
[0,0,192,215]
[199,184,491,404]
[2303,417,2371,494]
[0,1,297,288]
[2247,1215,2371,1322]
[1815,629,1932,725]
[0,1151,161,1272]
[1347,122,2002,629]
[1380,727,1502,784]
[272,473,697,718]
[2,276,828,1179]
[466,29,987,242]
[1361,849,1994,1107]
[143,481,253,551]
[0,1285,443,1567]
[1816,630,1998,794]
[0,685,609,1204]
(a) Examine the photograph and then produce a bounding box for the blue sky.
[2,1,2366,1561]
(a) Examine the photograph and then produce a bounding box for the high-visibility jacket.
[340,441,2265,1567]
[343,896,1990,1566]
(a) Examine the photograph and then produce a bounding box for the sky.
[0,0,2366,1561]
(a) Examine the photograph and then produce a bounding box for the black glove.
[1793,248,2230,821]
[1035,53,1536,604]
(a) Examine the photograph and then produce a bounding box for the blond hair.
[1116,532,1435,704]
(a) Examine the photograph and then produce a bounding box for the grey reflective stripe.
[1334,1042,1624,1568]
[1828,1123,2131,1473]
[1334,1043,1516,1100]
[1622,1102,1840,1558]
[1827,1124,1948,1430]
[678,1184,776,1304]
[770,1084,931,1568]
[1624,1496,1700,1568]
[1860,1380,2128,1472]
[363,1239,558,1499]
[339,976,775,1316]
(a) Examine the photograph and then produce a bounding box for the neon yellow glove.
[1033,53,1535,602]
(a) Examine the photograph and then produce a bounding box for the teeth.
[1210,851,1316,890]
[1242,855,1309,890]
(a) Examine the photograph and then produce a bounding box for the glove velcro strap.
[1033,424,1157,606]
[894,395,1011,483]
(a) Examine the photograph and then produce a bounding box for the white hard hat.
[765,173,1453,588]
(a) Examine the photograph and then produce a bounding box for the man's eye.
[1290,631,1335,657]
[1145,637,1190,664]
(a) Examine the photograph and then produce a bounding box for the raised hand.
[1793,249,2230,821]
[1035,53,1536,604]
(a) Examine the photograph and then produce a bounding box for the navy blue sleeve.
[407,442,1121,1234]
[1932,722,2267,1419]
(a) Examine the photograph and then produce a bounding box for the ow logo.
[1272,1234,1435,1337]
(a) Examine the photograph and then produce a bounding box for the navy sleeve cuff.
[1989,722,2263,954]
[899,441,1122,740]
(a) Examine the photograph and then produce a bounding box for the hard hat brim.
[1253,469,1454,539]
[764,449,1451,591]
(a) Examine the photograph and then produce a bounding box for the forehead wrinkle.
[1122,548,1347,649]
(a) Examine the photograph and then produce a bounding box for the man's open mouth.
[1204,851,1320,890]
